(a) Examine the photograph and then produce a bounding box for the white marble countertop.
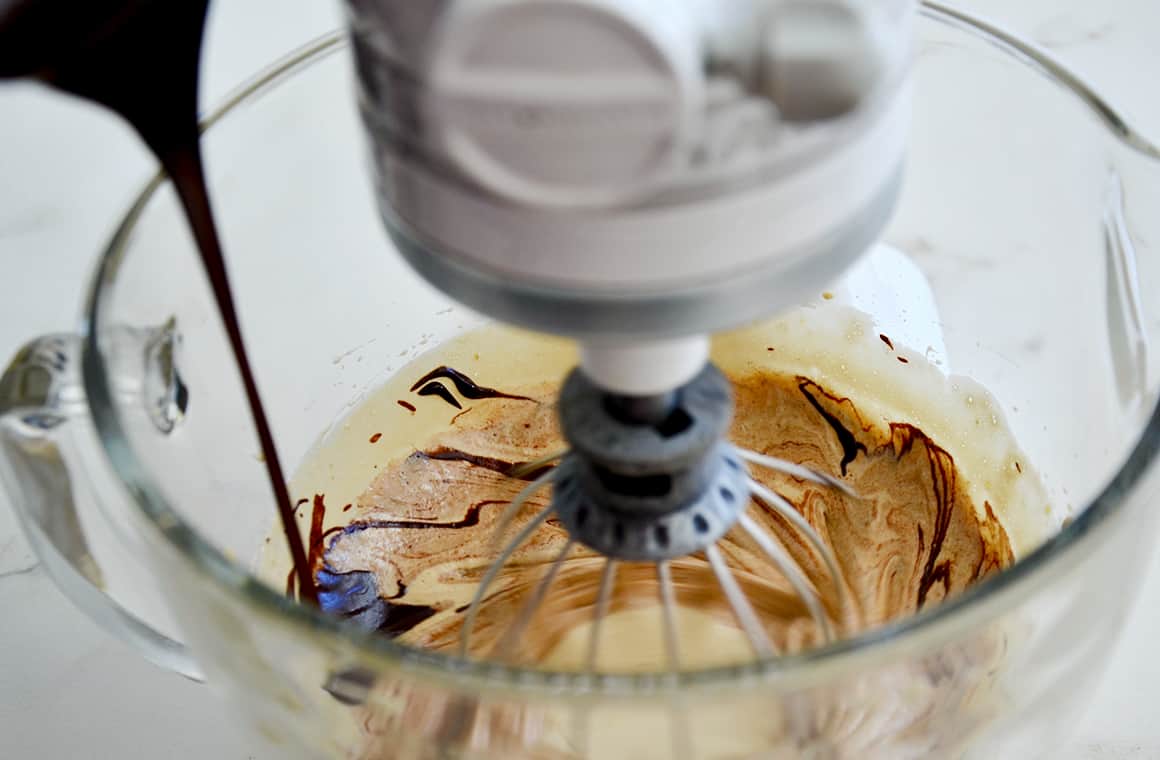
[3,1,1160,757]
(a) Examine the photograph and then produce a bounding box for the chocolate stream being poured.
[0,0,317,602]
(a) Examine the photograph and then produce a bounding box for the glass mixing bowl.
[4,4,1160,758]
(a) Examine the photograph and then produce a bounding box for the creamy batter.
[315,369,1012,666]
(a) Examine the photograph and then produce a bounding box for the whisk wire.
[572,558,617,759]
[460,504,555,657]
[493,538,576,659]
[657,560,681,670]
[586,559,618,672]
[739,447,857,498]
[656,561,693,760]
[508,449,567,481]
[706,543,776,658]
[738,512,835,642]
[748,478,850,621]
[490,468,556,552]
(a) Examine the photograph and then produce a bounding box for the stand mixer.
[0,0,918,668]
[351,0,911,382]
[6,0,1160,757]
[0,0,918,650]
[343,0,912,660]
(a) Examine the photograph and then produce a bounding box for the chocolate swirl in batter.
[314,368,1013,661]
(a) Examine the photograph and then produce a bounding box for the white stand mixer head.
[350,0,915,393]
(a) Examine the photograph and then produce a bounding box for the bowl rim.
[79,3,1160,698]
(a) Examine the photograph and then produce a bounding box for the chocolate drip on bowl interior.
[303,493,510,638]
[799,379,868,476]
[419,446,555,481]
[410,366,536,403]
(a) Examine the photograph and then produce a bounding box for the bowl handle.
[0,333,203,681]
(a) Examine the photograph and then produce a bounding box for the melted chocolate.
[333,499,506,538]
[798,379,868,476]
[416,381,462,409]
[419,446,554,481]
[890,423,957,607]
[0,1,316,603]
[397,400,417,413]
[310,497,511,638]
[307,494,329,576]
[410,366,535,403]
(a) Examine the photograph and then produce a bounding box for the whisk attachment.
[458,361,855,666]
